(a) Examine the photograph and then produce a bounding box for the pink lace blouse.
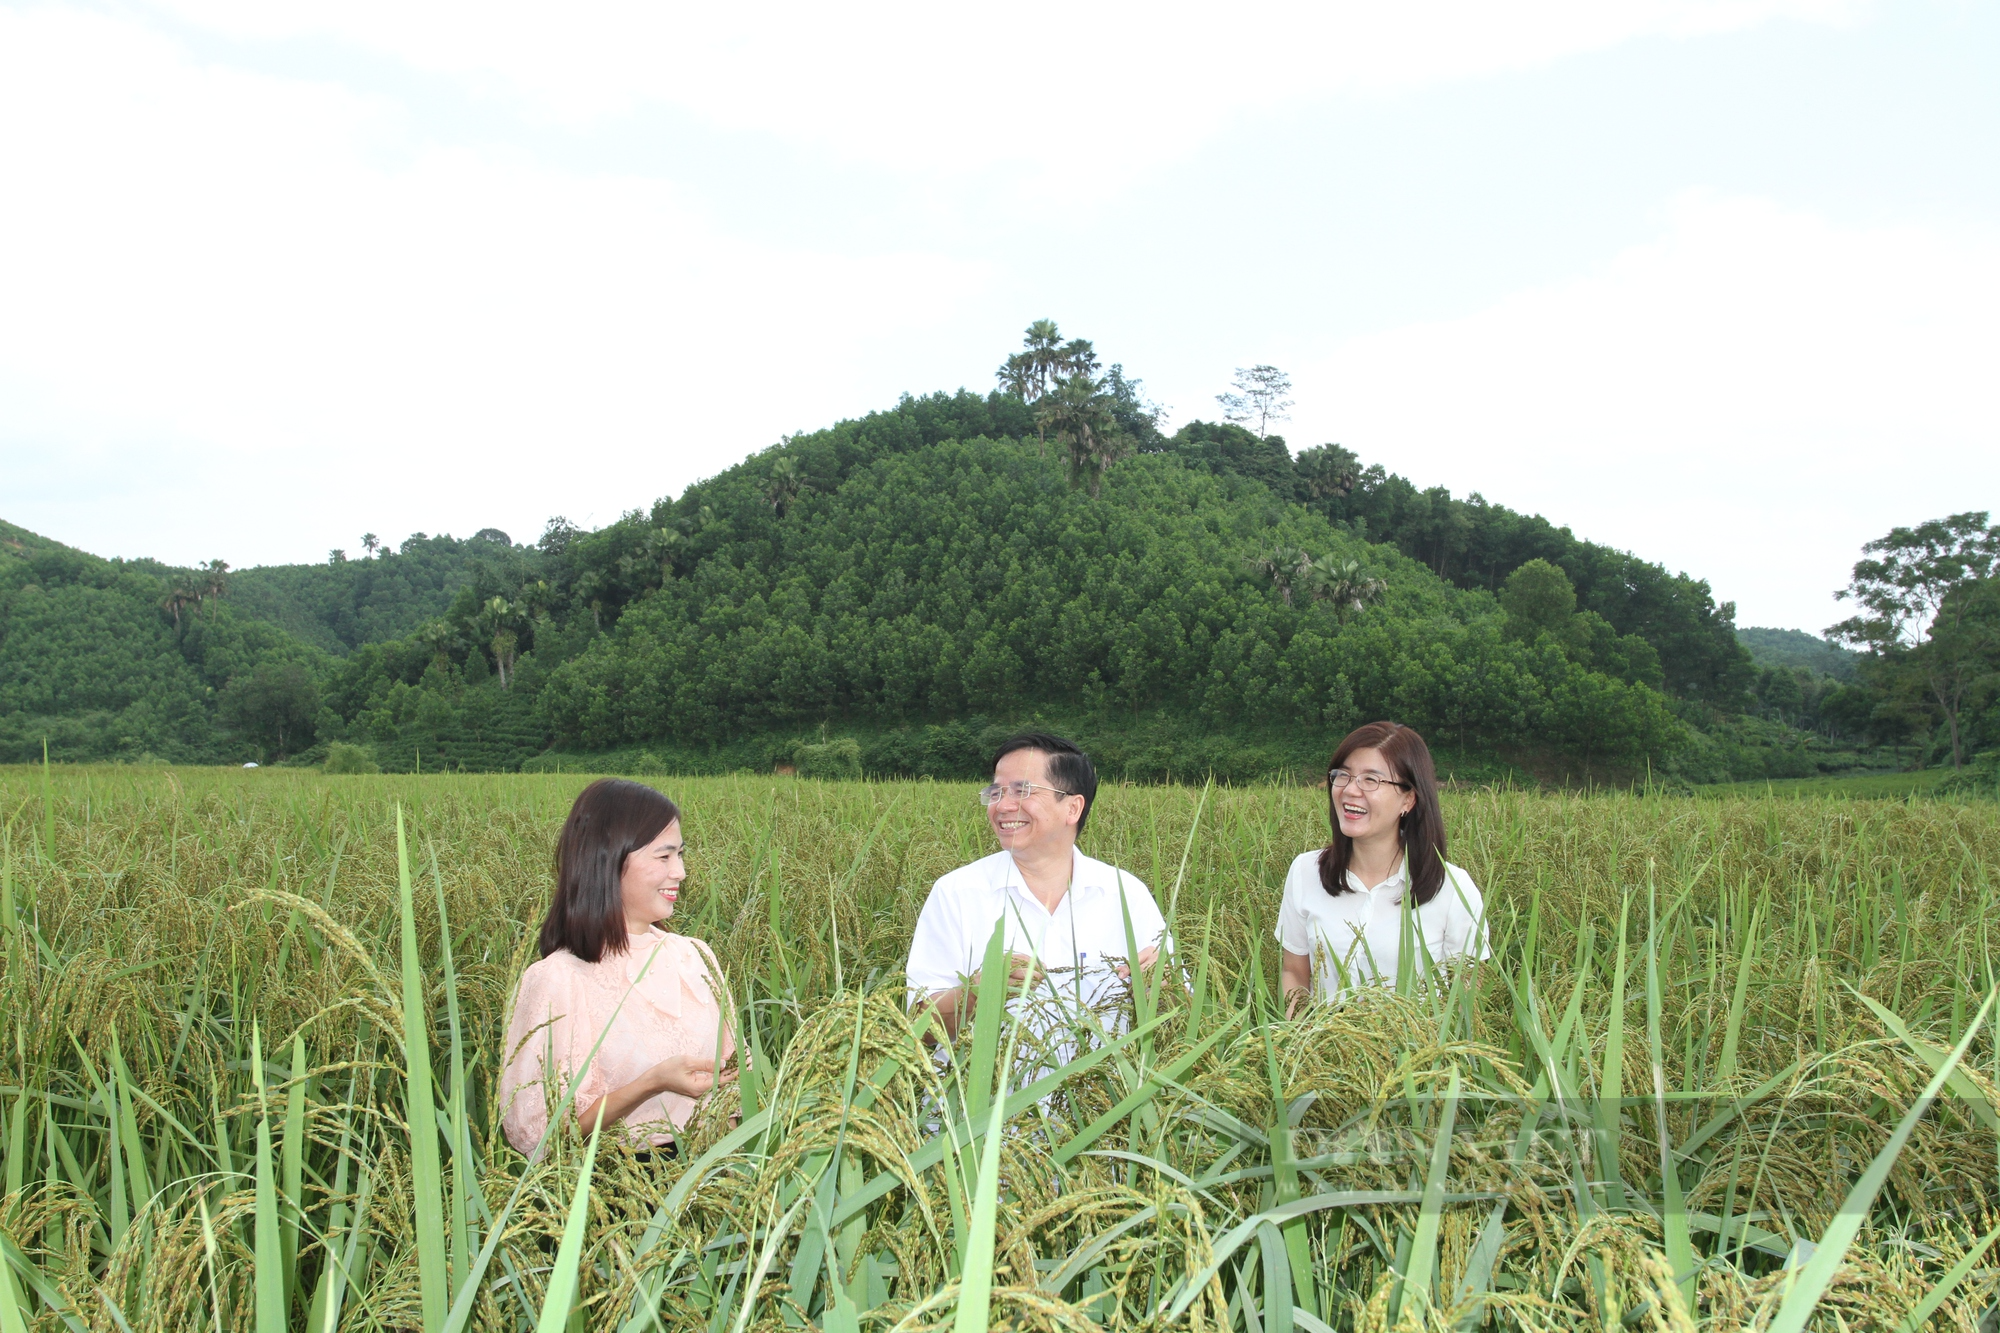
[498,929,735,1154]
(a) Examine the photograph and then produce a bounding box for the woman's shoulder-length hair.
[538,778,681,963]
[1317,720,1449,906]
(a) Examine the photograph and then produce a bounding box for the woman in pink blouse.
[498,779,736,1155]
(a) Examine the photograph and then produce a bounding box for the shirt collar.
[621,928,714,1020]
[1000,847,1118,908]
[1346,863,1407,895]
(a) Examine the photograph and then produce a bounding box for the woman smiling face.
[1331,746,1416,845]
[619,818,685,932]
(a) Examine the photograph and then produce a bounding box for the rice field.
[0,764,1996,1332]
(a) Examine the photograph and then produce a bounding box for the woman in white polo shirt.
[1277,721,1488,1012]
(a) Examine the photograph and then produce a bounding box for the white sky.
[2,0,1995,633]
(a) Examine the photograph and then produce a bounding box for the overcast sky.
[3,0,1995,633]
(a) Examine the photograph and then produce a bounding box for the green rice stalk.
[951,959,1027,1333]
[1395,1068,1460,1323]
[1646,899,1695,1306]
[1594,894,1630,1210]
[279,1034,306,1307]
[250,1024,285,1333]
[535,1111,606,1333]
[430,846,476,1293]
[0,1241,31,1333]
[1717,902,1761,1083]
[394,805,449,1330]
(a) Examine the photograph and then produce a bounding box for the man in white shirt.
[906,732,1168,1041]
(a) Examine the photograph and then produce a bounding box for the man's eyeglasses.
[1328,769,1411,794]
[978,780,1076,806]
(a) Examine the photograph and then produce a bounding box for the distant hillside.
[0,518,81,561]
[0,529,325,763]
[229,531,540,654]
[1737,626,1858,681]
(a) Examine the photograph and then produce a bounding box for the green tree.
[1247,546,1311,607]
[1215,365,1293,439]
[1295,444,1360,503]
[997,319,1078,455]
[1829,512,2000,769]
[221,660,320,757]
[766,456,807,517]
[1036,374,1124,498]
[1101,365,1165,447]
[1302,555,1384,622]
[1901,576,2000,769]
[472,596,526,689]
[1501,559,1577,640]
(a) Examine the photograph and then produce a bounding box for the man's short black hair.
[989,731,1099,839]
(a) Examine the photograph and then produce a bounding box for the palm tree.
[517,579,555,623]
[1023,320,1063,399]
[1303,556,1386,622]
[1056,338,1099,383]
[1038,375,1125,498]
[416,620,455,671]
[200,560,230,619]
[362,533,380,557]
[996,321,1072,455]
[159,583,197,636]
[766,457,807,517]
[996,352,1035,402]
[474,596,523,689]
[1246,547,1312,606]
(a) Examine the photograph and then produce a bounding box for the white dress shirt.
[1274,851,1489,1001]
[905,848,1169,1013]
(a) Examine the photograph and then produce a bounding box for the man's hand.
[972,952,1045,991]
[920,953,1045,1043]
[1113,945,1162,981]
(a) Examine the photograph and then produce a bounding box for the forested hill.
[3,384,1768,780]
[230,531,538,654]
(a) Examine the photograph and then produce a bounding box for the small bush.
[795,736,863,780]
[323,742,382,775]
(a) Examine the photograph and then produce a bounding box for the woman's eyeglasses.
[1328,769,1411,794]
[978,780,1075,806]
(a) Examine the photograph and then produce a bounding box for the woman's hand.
[1279,948,1313,1018]
[648,1053,721,1100]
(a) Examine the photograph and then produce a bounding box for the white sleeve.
[1441,866,1491,963]
[905,878,968,999]
[1110,871,1169,955]
[1275,856,1315,956]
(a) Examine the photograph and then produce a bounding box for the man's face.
[987,748,1081,857]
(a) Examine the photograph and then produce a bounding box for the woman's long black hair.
[539,778,680,962]
[1317,721,1448,906]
